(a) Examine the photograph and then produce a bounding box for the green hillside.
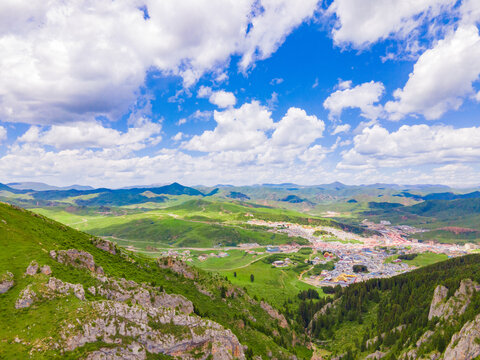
[0,202,309,359]
[294,254,480,359]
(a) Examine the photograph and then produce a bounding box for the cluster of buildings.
[247,218,473,288]
[312,248,411,287]
[197,252,229,262]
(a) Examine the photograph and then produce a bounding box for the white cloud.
[339,124,480,169]
[323,81,385,120]
[239,0,320,70]
[332,124,351,135]
[209,90,236,108]
[0,126,6,143]
[270,107,324,147]
[0,0,320,125]
[337,80,352,90]
[326,0,455,48]
[385,24,480,120]
[197,87,236,108]
[197,86,213,98]
[476,91,480,102]
[184,101,274,152]
[177,118,187,126]
[270,78,284,85]
[172,132,184,141]
[18,118,161,151]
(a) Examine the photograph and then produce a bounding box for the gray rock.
[416,330,434,347]
[15,285,36,309]
[25,261,39,276]
[366,351,385,359]
[444,313,480,360]
[61,301,245,359]
[94,238,117,255]
[95,277,193,314]
[428,279,478,321]
[0,271,14,294]
[47,277,85,301]
[53,249,102,274]
[260,301,288,328]
[40,265,52,275]
[85,343,146,359]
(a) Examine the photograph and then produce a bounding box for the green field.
[385,252,449,267]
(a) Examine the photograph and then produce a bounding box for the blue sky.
[0,0,479,187]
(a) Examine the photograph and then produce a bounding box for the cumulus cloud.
[0,126,6,143]
[326,0,455,48]
[18,118,161,151]
[339,124,480,169]
[385,24,480,120]
[172,132,184,141]
[0,0,320,125]
[184,101,274,152]
[239,0,320,70]
[270,107,324,147]
[208,90,237,108]
[323,81,385,120]
[197,86,236,108]
[332,124,351,135]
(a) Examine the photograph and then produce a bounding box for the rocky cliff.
[10,250,245,359]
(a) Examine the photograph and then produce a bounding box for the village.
[155,218,474,289]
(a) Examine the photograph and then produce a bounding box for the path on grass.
[201,254,270,271]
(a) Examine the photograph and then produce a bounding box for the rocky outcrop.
[15,285,36,309]
[444,313,480,360]
[0,271,14,294]
[94,277,193,314]
[50,249,104,275]
[94,238,117,255]
[61,301,244,359]
[40,265,52,275]
[25,260,39,276]
[85,343,146,359]
[428,279,479,321]
[313,298,340,321]
[366,351,385,359]
[47,277,85,300]
[157,257,195,280]
[260,301,288,328]
[416,330,434,347]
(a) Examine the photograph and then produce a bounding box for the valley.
[2,181,480,359]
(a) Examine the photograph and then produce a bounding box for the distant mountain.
[7,182,93,191]
[422,191,480,201]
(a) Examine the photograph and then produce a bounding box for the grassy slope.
[385,252,449,267]
[0,203,308,359]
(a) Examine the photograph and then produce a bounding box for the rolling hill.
[0,202,309,359]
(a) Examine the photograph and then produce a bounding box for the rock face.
[366,351,385,359]
[94,277,194,314]
[51,249,104,274]
[47,277,85,300]
[0,271,14,294]
[85,343,146,359]
[260,301,288,328]
[157,257,195,280]
[15,285,36,309]
[25,261,39,276]
[428,279,479,321]
[444,313,480,360]
[94,238,117,255]
[61,301,245,360]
